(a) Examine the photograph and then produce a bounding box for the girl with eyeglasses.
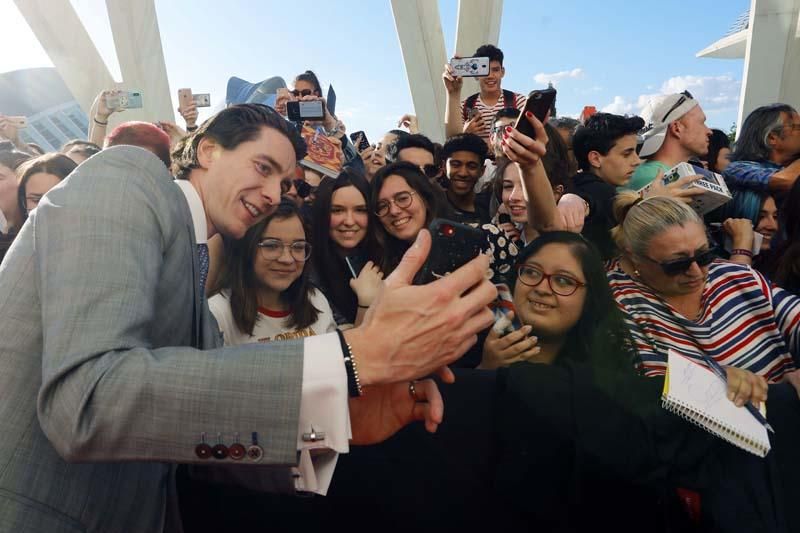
[209,198,336,345]
[311,169,383,327]
[608,193,800,394]
[370,113,562,285]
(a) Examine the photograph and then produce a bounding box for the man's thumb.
[385,229,431,287]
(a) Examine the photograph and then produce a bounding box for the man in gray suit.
[0,104,496,532]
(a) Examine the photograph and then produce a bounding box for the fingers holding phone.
[479,316,540,370]
[502,111,549,170]
[349,260,385,309]
[463,112,484,135]
[442,62,463,95]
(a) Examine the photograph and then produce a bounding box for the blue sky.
[1,0,749,142]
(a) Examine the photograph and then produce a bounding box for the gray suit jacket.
[0,146,305,532]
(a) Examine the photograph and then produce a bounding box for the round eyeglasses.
[256,239,312,262]
[516,265,585,296]
[375,191,416,217]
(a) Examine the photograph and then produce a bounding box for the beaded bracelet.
[336,330,363,397]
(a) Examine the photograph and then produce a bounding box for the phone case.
[515,88,556,139]
[349,131,370,152]
[450,57,490,77]
[178,88,193,109]
[414,219,486,285]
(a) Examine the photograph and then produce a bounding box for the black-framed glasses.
[290,89,315,98]
[661,90,694,123]
[516,265,586,296]
[375,191,416,217]
[421,164,440,179]
[256,239,312,262]
[640,248,715,276]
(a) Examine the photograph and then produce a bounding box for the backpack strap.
[464,93,480,113]
[502,89,518,109]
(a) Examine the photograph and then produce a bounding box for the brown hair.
[17,153,77,217]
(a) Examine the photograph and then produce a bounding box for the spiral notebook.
[662,350,771,457]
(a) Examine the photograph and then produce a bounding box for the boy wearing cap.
[627,91,712,191]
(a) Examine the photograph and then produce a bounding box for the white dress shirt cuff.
[294,333,351,495]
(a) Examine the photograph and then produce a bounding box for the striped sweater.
[607,259,798,382]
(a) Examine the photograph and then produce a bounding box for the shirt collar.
[174,179,208,244]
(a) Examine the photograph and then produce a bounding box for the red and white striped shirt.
[607,260,799,382]
[460,91,526,142]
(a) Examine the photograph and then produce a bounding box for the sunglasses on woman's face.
[290,89,315,98]
[641,248,715,276]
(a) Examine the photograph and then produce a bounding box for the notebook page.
[666,350,769,454]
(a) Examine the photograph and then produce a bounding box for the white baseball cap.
[639,91,698,158]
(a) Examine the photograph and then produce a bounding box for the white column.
[390,0,448,142]
[105,0,174,123]
[738,0,800,127]
[13,0,115,115]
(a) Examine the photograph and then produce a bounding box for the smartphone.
[193,93,211,107]
[449,56,490,77]
[106,90,143,110]
[344,255,367,279]
[492,283,523,336]
[286,100,325,122]
[6,116,27,129]
[498,213,512,225]
[414,219,485,285]
[515,88,557,140]
[349,131,370,152]
[178,88,193,109]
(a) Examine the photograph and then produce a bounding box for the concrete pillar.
[738,0,800,127]
[453,0,504,95]
[13,0,115,115]
[105,0,173,123]
[390,0,448,142]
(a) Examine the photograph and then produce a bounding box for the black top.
[567,171,618,260]
[446,191,492,226]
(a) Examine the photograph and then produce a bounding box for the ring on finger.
[409,380,420,402]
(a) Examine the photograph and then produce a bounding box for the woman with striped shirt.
[608,193,800,400]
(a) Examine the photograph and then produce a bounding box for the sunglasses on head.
[661,90,694,123]
[290,89,315,98]
[280,178,315,198]
[641,248,715,276]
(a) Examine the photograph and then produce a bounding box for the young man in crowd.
[568,113,644,259]
[443,44,526,142]
[0,103,496,532]
[441,133,491,225]
[474,108,521,192]
[724,103,800,194]
[392,133,440,184]
[627,91,712,191]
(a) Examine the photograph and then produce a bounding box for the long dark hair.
[16,153,77,217]
[219,199,319,335]
[370,161,450,273]
[510,231,637,369]
[774,179,800,294]
[311,168,379,323]
[704,128,731,173]
[730,104,796,163]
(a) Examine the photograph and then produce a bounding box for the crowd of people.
[1,41,800,532]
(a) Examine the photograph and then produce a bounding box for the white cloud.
[600,74,740,118]
[533,67,584,86]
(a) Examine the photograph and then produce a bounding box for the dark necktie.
[197,243,209,296]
